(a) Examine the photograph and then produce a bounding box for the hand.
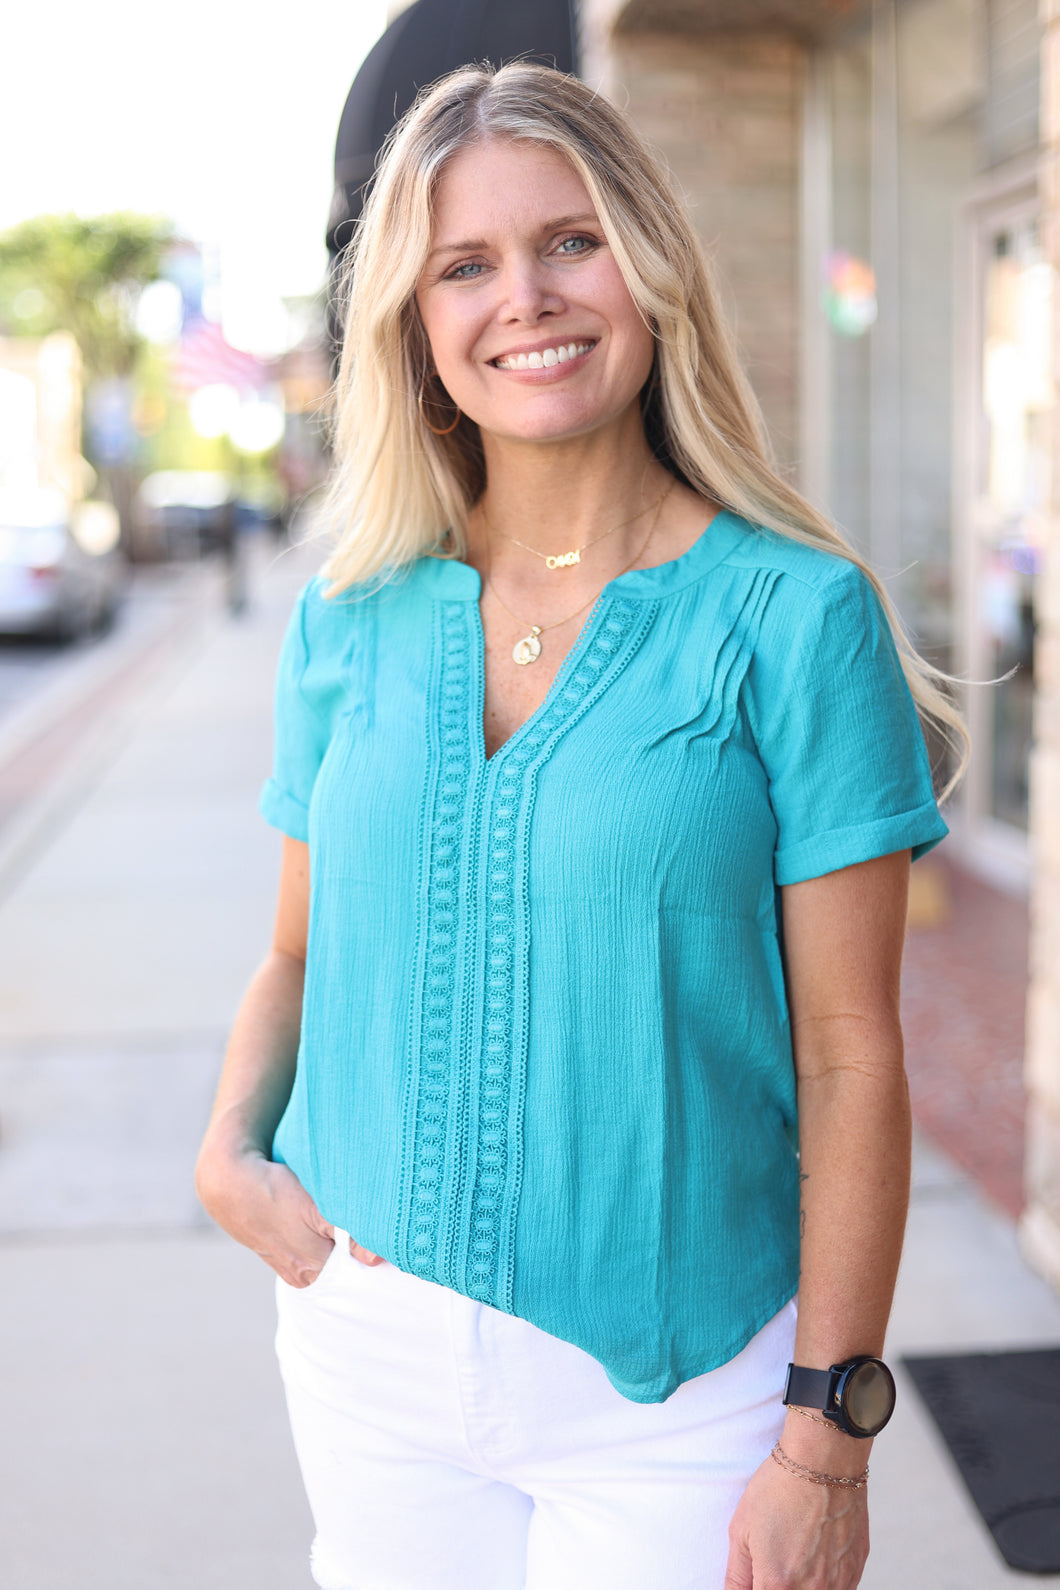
[723,1449,870,1590]
[195,1147,384,1285]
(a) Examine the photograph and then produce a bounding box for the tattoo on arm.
[799,1171,809,1242]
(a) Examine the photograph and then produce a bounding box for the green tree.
[0,212,177,552]
[0,211,175,378]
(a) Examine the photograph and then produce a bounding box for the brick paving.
[902,851,1029,1218]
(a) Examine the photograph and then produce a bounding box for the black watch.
[783,1356,896,1438]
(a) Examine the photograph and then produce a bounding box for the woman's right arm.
[194,835,381,1284]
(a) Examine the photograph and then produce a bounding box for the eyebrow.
[428,212,600,259]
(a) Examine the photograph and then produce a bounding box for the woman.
[196,62,963,1590]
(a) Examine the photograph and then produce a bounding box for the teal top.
[260,510,947,1403]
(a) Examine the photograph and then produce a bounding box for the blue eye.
[447,261,485,280]
[557,235,594,255]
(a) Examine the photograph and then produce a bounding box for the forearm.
[726,857,910,1586]
[196,947,305,1188]
[794,1029,911,1363]
[784,1015,911,1474]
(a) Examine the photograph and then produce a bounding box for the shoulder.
[716,518,881,646]
[298,572,366,631]
[720,517,867,599]
[296,564,417,645]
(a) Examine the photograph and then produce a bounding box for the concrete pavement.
[0,531,1058,1588]
[0,533,316,1590]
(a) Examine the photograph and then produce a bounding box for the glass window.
[977,218,1050,829]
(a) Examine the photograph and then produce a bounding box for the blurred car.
[0,489,124,640]
[133,471,287,561]
[133,471,237,562]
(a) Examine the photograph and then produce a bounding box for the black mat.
[902,1347,1060,1573]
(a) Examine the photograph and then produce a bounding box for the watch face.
[844,1360,895,1434]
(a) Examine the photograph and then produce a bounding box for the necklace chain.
[485,481,671,571]
[484,478,675,665]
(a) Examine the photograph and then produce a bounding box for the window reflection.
[979,222,1050,830]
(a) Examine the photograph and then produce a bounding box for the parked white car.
[0,489,124,639]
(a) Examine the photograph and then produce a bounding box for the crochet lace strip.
[398,595,656,1305]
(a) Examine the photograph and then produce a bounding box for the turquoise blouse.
[260,510,947,1403]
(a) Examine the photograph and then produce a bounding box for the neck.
[474,408,668,558]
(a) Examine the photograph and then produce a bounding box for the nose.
[499,251,563,323]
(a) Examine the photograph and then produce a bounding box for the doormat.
[902,1347,1060,1573]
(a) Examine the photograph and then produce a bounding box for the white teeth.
[495,340,593,369]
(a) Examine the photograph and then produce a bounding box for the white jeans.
[275,1232,797,1590]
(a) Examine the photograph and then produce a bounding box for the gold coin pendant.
[512,629,542,665]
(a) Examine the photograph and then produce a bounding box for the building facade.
[580,0,1060,1286]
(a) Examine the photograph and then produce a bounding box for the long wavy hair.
[320,60,968,793]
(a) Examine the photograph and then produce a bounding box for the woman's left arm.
[724,848,912,1590]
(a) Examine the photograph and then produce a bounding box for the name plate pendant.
[545,550,581,570]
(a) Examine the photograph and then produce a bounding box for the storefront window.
[978,219,1050,829]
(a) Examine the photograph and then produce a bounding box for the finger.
[263,1251,326,1289]
[722,1542,753,1590]
[349,1239,386,1265]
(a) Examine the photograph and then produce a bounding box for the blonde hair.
[320,60,968,795]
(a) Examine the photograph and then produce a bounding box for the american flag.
[169,317,266,395]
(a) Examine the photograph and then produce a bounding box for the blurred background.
[1,2,1059,1587]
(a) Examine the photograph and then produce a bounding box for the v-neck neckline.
[475,586,609,766]
[419,508,747,767]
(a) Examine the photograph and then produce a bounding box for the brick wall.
[1021,0,1060,1290]
[605,30,805,473]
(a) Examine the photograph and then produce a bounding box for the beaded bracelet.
[771,1442,869,1490]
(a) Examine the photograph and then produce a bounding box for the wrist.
[784,1354,896,1438]
[771,1439,870,1490]
[194,1130,268,1211]
[780,1409,874,1480]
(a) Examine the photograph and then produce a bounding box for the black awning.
[328,0,579,257]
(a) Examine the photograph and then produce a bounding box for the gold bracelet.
[786,1404,844,1434]
[771,1442,869,1490]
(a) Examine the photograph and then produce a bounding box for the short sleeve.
[259,580,334,842]
[747,560,948,885]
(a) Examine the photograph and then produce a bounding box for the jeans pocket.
[284,1228,348,1293]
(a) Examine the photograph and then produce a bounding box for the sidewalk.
[0,536,1057,1589]
[0,535,317,1590]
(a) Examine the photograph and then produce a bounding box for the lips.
[491,340,596,371]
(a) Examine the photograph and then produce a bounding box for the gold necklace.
[485,479,674,665]
[484,481,671,571]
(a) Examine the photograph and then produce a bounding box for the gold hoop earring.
[419,379,461,436]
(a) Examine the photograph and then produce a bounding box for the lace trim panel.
[396,600,473,1277]
[463,595,656,1308]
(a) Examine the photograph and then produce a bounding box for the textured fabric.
[275,1230,797,1590]
[260,509,947,1402]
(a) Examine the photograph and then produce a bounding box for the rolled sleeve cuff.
[259,778,310,842]
[774,800,949,886]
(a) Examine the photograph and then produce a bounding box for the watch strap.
[783,1363,836,1414]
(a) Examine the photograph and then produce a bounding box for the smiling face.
[414,139,656,449]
